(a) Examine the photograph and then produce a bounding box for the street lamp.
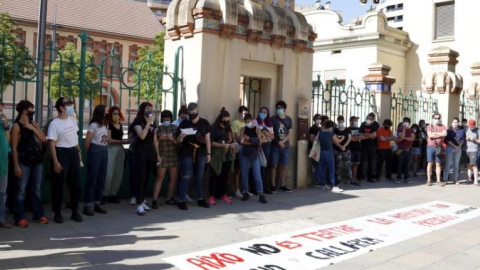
[359,0,380,4]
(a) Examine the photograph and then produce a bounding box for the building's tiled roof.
[0,0,164,40]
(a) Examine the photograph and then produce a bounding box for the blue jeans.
[0,166,7,222]
[179,154,206,202]
[316,151,335,187]
[270,145,290,166]
[444,146,462,181]
[397,149,411,180]
[14,162,45,222]
[84,144,108,206]
[239,154,263,193]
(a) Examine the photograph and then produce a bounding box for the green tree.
[133,31,165,103]
[0,13,34,92]
[47,42,100,106]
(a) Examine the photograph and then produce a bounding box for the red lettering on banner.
[187,253,244,270]
[366,218,395,225]
[389,208,433,220]
[276,240,302,249]
[431,203,450,209]
[291,225,362,242]
[413,215,458,227]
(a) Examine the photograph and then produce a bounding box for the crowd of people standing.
[0,98,296,228]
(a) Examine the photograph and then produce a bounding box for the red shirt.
[397,127,414,149]
[427,124,446,147]
[377,127,392,149]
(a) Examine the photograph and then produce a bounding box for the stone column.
[422,46,463,124]
[466,62,480,99]
[362,62,396,123]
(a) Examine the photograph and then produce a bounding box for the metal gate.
[241,76,262,117]
[459,91,479,121]
[390,89,438,128]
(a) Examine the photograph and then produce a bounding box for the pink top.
[427,124,446,147]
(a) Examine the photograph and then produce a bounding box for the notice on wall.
[164,201,480,270]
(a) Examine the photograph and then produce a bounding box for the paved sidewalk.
[0,174,479,270]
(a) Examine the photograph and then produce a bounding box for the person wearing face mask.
[270,100,293,193]
[316,120,343,192]
[464,119,480,186]
[410,124,422,177]
[426,112,447,186]
[239,114,267,203]
[334,116,357,187]
[208,108,236,205]
[152,110,179,209]
[83,105,109,217]
[396,117,415,184]
[254,107,274,193]
[176,102,212,210]
[232,106,249,198]
[0,100,12,229]
[48,97,83,223]
[349,116,363,184]
[10,100,48,228]
[418,119,428,173]
[173,105,188,127]
[443,117,464,185]
[376,119,396,182]
[102,106,128,205]
[309,114,322,186]
[130,102,157,215]
[359,113,378,183]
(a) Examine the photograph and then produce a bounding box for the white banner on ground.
[164,201,480,270]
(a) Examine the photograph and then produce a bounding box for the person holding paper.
[176,102,212,210]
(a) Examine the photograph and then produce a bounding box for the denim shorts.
[270,145,290,166]
[427,146,441,163]
[351,151,361,164]
[467,151,478,165]
[411,147,420,155]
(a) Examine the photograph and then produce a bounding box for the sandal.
[426,181,431,186]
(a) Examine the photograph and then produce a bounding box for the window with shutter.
[435,1,455,39]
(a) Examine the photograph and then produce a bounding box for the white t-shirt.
[88,122,108,146]
[47,117,79,148]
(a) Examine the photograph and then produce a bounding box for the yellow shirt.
[232,119,245,134]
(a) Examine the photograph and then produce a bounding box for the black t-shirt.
[359,123,378,147]
[176,118,212,157]
[211,125,230,143]
[412,131,421,148]
[131,119,156,147]
[271,115,293,147]
[308,125,321,150]
[109,123,124,141]
[333,127,351,152]
[350,127,361,151]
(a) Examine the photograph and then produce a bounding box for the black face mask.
[222,120,230,127]
[27,111,35,121]
[189,113,198,121]
[384,125,391,129]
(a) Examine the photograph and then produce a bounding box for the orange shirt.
[377,127,392,149]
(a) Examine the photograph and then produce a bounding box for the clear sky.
[296,0,376,24]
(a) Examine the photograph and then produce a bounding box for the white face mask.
[365,119,372,125]
[434,119,442,125]
[338,122,345,128]
[315,120,322,125]
[353,121,359,127]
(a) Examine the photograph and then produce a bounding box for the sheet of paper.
[181,128,197,135]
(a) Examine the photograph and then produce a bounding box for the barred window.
[435,1,455,39]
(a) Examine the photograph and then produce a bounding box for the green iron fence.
[459,91,479,122]
[311,75,376,121]
[390,89,438,128]
[241,77,262,117]
[0,30,183,146]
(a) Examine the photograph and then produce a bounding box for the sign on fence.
[164,201,480,270]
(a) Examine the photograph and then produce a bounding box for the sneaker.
[219,195,232,204]
[152,200,159,209]
[185,194,194,203]
[71,212,83,222]
[208,196,216,206]
[130,197,136,205]
[165,198,177,205]
[142,202,151,211]
[241,192,250,201]
[33,216,49,224]
[270,186,277,194]
[247,191,254,196]
[280,186,292,193]
[16,219,28,228]
[0,221,13,229]
[264,189,273,195]
[235,189,243,198]
[396,179,402,184]
[259,195,267,204]
[321,185,328,190]
[83,206,94,216]
[178,201,188,211]
[142,199,149,206]
[136,205,146,216]
[197,199,211,208]
[100,196,108,205]
[94,205,108,214]
[404,179,412,184]
[252,191,259,196]
[108,195,121,204]
[350,182,361,187]
[54,213,64,224]
[331,186,344,192]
